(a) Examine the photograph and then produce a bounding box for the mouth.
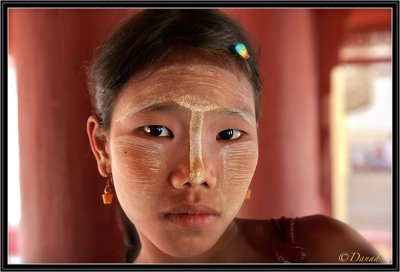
[162,204,220,229]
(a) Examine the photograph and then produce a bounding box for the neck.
[134,220,243,263]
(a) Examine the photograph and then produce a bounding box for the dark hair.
[88,9,262,262]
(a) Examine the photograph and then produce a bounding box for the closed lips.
[163,204,220,215]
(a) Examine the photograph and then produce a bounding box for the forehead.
[114,64,255,121]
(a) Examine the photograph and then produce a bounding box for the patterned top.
[271,217,307,263]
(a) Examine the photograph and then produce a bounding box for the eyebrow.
[212,108,256,126]
[117,102,179,123]
[135,102,180,114]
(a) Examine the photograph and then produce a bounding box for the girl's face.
[108,62,258,259]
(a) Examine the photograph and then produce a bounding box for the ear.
[87,115,111,177]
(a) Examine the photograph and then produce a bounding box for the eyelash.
[217,129,243,141]
[141,126,244,141]
[142,125,172,137]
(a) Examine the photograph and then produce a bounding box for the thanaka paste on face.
[116,66,256,127]
[214,141,258,220]
[114,64,256,184]
[109,63,259,259]
[111,135,164,202]
[223,141,258,192]
[173,95,219,183]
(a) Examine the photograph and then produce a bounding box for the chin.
[161,236,217,260]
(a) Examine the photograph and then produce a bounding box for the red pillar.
[10,9,134,262]
[315,10,349,216]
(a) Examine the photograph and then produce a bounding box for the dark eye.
[217,129,242,140]
[142,125,172,137]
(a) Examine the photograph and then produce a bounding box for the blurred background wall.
[7,8,393,263]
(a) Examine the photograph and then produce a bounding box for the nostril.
[169,167,192,189]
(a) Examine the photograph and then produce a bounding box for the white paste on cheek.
[111,135,164,202]
[218,141,258,219]
[222,141,258,193]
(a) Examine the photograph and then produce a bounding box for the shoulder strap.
[272,217,307,263]
[272,217,297,244]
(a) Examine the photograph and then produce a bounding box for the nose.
[170,166,217,189]
[169,153,217,189]
[170,110,217,189]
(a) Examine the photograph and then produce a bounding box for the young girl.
[87,9,383,263]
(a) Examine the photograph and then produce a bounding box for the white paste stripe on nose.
[189,110,205,184]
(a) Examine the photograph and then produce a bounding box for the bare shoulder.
[295,214,384,263]
[234,218,277,262]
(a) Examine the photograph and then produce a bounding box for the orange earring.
[102,175,114,205]
[245,188,251,200]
